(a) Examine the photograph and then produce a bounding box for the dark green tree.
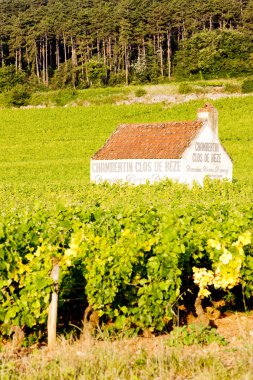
[174,29,253,79]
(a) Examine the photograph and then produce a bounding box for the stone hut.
[90,104,233,185]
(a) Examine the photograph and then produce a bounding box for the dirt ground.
[105,310,253,356]
[215,311,253,345]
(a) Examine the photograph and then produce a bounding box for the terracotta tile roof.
[92,121,204,160]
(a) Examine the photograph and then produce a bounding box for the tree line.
[1,0,253,90]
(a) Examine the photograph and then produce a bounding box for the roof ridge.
[119,120,203,127]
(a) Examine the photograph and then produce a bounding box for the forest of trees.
[1,0,253,90]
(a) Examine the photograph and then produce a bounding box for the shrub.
[3,85,31,107]
[131,57,150,84]
[224,83,241,93]
[54,89,78,106]
[85,59,110,86]
[178,83,193,94]
[242,79,253,93]
[108,72,126,86]
[167,325,228,347]
[135,88,147,97]
[0,66,26,92]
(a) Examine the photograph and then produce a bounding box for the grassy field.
[0,89,253,378]
[0,95,253,208]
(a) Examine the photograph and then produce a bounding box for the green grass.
[0,96,252,207]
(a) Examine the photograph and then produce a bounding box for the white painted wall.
[90,158,183,184]
[181,123,233,184]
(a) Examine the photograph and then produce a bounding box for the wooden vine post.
[47,258,60,350]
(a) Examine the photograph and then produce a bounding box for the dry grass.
[142,84,179,95]
[1,313,253,380]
